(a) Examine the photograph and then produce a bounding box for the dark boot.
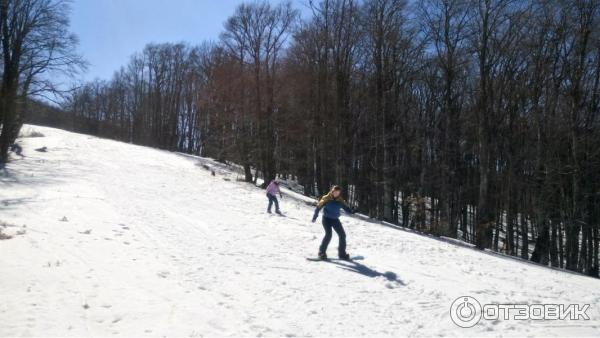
[318,252,328,260]
[338,252,351,261]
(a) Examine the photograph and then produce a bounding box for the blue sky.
[70,0,308,82]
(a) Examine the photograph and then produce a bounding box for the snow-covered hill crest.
[1,125,599,336]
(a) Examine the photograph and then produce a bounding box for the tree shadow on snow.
[328,260,406,286]
[0,159,65,188]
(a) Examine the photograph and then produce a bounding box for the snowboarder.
[312,185,354,260]
[266,180,283,214]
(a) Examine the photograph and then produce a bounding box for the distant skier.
[10,143,23,157]
[312,185,354,260]
[266,180,283,215]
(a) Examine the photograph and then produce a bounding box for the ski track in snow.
[1,125,599,337]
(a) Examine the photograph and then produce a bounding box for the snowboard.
[306,255,364,262]
[266,212,285,217]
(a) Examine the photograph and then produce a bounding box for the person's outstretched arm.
[312,207,321,223]
[341,199,354,214]
[312,194,331,222]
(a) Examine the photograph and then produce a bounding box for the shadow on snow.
[327,260,406,286]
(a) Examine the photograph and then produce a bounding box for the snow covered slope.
[1,125,599,337]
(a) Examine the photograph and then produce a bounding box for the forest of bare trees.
[39,0,600,277]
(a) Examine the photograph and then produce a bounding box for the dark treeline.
[57,0,600,276]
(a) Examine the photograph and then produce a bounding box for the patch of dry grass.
[0,229,13,240]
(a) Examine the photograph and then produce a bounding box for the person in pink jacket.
[266,180,283,214]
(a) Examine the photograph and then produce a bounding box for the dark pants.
[267,193,280,212]
[319,217,346,256]
[10,143,22,156]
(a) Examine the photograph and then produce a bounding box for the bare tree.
[0,0,83,162]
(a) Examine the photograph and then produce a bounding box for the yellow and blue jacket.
[312,191,353,220]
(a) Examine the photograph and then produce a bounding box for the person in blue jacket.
[312,185,354,260]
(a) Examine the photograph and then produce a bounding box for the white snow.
[1,125,599,337]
